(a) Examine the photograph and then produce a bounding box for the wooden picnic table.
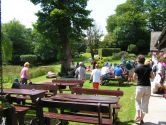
[51,93,118,104]
[37,93,118,125]
[3,88,46,103]
[2,89,46,125]
[41,79,84,93]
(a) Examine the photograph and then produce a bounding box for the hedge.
[98,48,121,57]
[20,54,37,65]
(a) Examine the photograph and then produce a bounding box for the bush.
[29,66,55,79]
[111,53,121,60]
[11,55,21,65]
[126,53,136,60]
[127,44,138,54]
[98,48,121,57]
[20,55,37,65]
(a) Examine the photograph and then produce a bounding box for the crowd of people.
[11,52,166,124]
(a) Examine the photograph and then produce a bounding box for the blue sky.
[2,0,126,34]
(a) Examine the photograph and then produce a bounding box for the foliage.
[1,32,12,63]
[111,53,122,60]
[127,44,138,54]
[29,66,55,79]
[98,48,121,57]
[20,55,37,65]
[101,32,116,48]
[2,65,55,83]
[126,53,137,60]
[32,30,58,64]
[85,24,103,59]
[30,0,93,74]
[2,19,34,64]
[105,0,166,54]
[144,0,166,31]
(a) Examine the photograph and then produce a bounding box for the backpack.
[126,62,132,70]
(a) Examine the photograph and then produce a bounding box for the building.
[155,27,166,51]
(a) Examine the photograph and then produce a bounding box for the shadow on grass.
[101,81,134,88]
[116,120,135,125]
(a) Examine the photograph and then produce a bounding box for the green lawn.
[2,57,136,125]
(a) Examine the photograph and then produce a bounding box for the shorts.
[93,82,99,89]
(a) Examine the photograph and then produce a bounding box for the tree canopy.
[106,0,166,54]
[30,0,93,74]
[2,20,33,64]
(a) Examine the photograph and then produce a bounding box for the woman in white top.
[90,64,102,89]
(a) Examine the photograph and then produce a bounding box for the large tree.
[106,0,166,53]
[144,0,166,31]
[30,0,93,75]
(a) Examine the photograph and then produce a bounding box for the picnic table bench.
[1,93,35,125]
[20,83,58,97]
[51,79,84,93]
[102,77,128,86]
[71,87,124,122]
[36,94,118,125]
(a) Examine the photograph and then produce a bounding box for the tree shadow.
[115,120,135,125]
[101,81,134,88]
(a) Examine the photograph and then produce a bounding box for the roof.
[150,32,161,51]
[155,27,166,50]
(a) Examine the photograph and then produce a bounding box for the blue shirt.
[114,67,123,76]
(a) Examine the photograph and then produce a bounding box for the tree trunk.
[59,28,72,76]
[90,48,94,60]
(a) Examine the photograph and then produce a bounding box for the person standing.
[75,62,86,80]
[20,62,30,84]
[90,64,102,89]
[133,55,154,124]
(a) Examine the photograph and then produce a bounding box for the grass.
[2,53,136,125]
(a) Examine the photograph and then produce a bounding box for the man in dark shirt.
[133,55,154,124]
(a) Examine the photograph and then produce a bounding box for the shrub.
[111,53,121,60]
[127,44,138,54]
[126,53,136,60]
[29,66,55,79]
[98,48,121,57]
[86,48,90,53]
[20,55,37,65]
[11,55,21,65]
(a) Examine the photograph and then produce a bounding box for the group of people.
[88,54,165,124]
[11,53,165,124]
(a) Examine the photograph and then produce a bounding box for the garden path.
[133,93,166,125]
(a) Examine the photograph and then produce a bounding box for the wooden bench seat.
[10,84,58,105]
[20,84,58,97]
[37,98,112,125]
[102,77,125,86]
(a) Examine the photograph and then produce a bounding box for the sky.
[1,0,126,35]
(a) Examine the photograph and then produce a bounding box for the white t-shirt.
[75,66,86,80]
[91,69,102,83]
[101,66,110,75]
[152,73,161,85]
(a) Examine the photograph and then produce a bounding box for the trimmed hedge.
[20,54,37,65]
[98,48,121,57]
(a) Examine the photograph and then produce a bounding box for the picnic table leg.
[5,106,17,125]
[17,112,26,125]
